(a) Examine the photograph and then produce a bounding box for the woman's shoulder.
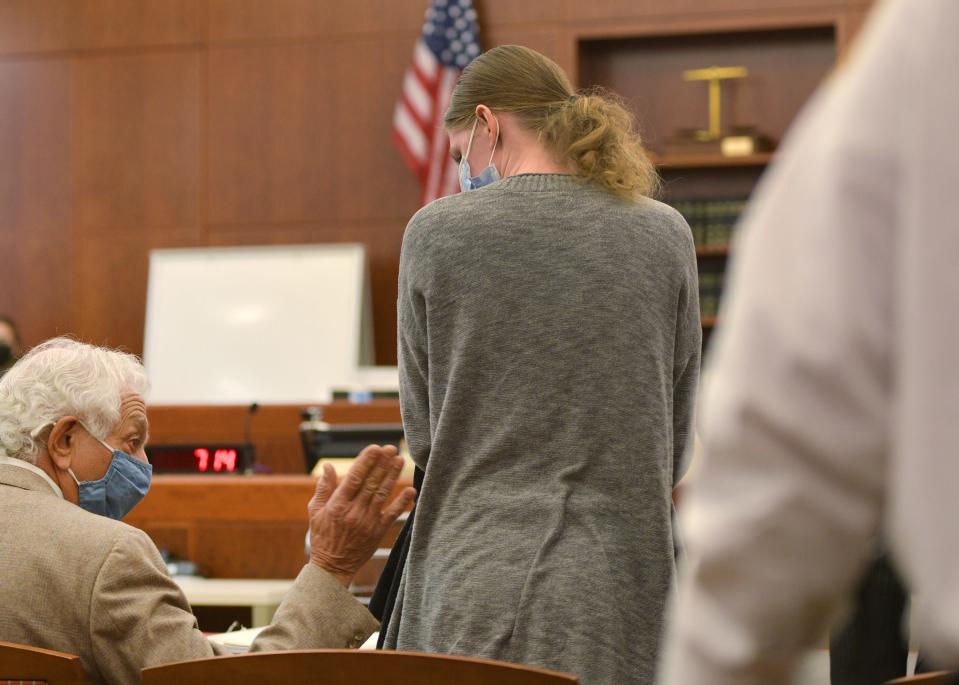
[615,196,694,253]
[402,189,503,258]
[404,192,474,241]
[631,196,688,229]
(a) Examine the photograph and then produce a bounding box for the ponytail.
[544,90,660,200]
[446,45,659,201]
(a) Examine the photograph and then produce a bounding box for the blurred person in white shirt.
[660,0,959,683]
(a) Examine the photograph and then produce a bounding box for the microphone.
[242,402,259,473]
[244,402,259,445]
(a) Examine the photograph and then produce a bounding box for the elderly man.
[0,338,416,685]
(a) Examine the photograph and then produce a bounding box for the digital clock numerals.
[193,448,238,473]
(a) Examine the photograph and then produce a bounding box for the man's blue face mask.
[458,117,501,192]
[68,424,152,520]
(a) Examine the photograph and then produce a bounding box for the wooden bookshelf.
[696,244,731,258]
[654,152,774,170]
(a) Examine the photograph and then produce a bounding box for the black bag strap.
[369,465,425,646]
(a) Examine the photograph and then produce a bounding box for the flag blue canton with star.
[422,0,481,69]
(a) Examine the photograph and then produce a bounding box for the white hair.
[0,337,150,464]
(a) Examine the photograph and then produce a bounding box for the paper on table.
[207,626,264,654]
[207,627,380,653]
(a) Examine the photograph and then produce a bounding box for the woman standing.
[384,45,701,684]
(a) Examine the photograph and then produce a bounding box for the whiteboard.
[144,244,374,405]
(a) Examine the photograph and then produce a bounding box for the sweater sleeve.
[397,219,432,470]
[672,222,702,487]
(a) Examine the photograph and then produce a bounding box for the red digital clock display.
[193,448,238,473]
[146,444,250,475]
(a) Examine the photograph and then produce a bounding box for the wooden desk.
[132,402,409,581]
[125,473,411,580]
[147,402,403,474]
[174,577,294,627]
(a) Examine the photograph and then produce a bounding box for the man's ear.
[47,416,80,472]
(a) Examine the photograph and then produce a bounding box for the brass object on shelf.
[682,65,748,141]
[665,65,773,158]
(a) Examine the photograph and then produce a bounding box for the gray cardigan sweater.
[384,173,700,685]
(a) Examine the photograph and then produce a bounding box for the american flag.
[393,0,482,206]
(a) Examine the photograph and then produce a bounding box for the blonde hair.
[445,45,659,200]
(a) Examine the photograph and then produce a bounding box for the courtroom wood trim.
[130,475,318,522]
[0,42,206,62]
[572,10,840,38]
[125,472,412,579]
[654,153,774,169]
[129,474,411,524]
[567,9,841,87]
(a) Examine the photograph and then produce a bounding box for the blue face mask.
[68,425,152,520]
[458,117,501,192]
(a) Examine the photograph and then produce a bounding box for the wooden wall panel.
[327,1,435,37]
[0,1,73,55]
[208,0,427,42]
[205,222,362,246]
[74,50,200,231]
[207,0,337,43]
[0,59,72,347]
[482,28,561,66]
[0,0,204,55]
[565,0,849,24]
[0,0,878,364]
[331,36,422,222]
[66,0,204,52]
[71,226,199,350]
[0,227,74,348]
[478,1,567,27]
[206,44,338,225]
[0,59,71,233]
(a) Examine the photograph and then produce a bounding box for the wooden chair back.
[0,640,86,685]
[888,673,956,684]
[142,649,578,685]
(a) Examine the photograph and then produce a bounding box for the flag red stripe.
[412,63,439,97]
[422,68,459,204]
[401,95,432,136]
[395,6,479,207]
[393,129,430,183]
